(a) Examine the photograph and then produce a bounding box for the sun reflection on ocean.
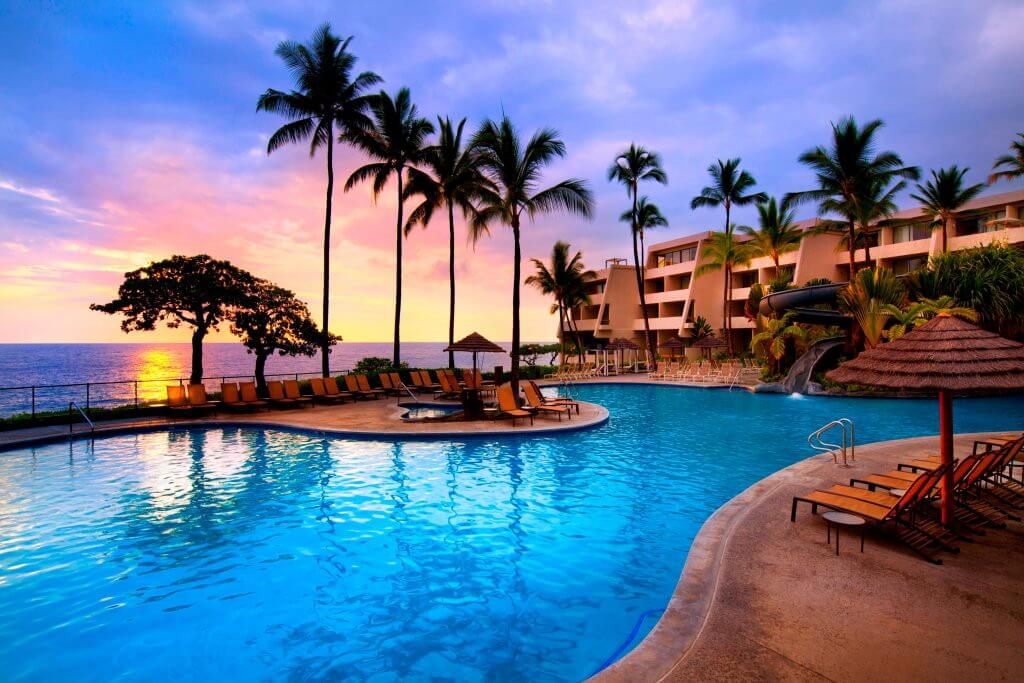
[133,348,184,403]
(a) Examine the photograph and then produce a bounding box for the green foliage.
[691,315,713,341]
[519,343,560,367]
[750,311,807,374]
[354,357,408,375]
[741,196,803,269]
[526,241,595,361]
[905,243,1024,336]
[837,267,906,348]
[745,282,764,322]
[802,277,833,287]
[767,274,793,293]
[989,132,1024,185]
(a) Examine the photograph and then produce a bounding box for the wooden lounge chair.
[523,382,571,421]
[266,381,299,408]
[324,377,354,402]
[309,378,348,404]
[389,373,406,395]
[283,380,314,407]
[356,375,386,399]
[166,385,190,413]
[344,374,373,400]
[378,373,401,397]
[221,382,264,412]
[792,463,958,563]
[408,370,434,394]
[187,383,217,411]
[433,371,461,400]
[238,381,268,409]
[496,383,534,426]
[527,380,580,414]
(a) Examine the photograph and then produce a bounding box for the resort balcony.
[644,289,691,304]
[639,315,685,330]
[730,315,755,330]
[730,286,752,301]
[644,260,698,279]
[948,225,1024,251]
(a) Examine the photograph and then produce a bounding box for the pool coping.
[589,429,1016,682]
[0,401,610,452]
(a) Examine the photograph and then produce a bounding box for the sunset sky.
[1,0,1022,343]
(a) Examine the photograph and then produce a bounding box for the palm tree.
[741,196,803,275]
[526,241,596,364]
[690,158,767,233]
[257,23,380,377]
[608,144,668,366]
[989,133,1024,184]
[750,311,807,375]
[404,117,493,368]
[884,296,978,341]
[471,116,595,396]
[911,166,986,252]
[839,176,904,265]
[619,196,668,261]
[344,88,435,366]
[837,267,906,349]
[786,117,919,279]
[694,226,757,354]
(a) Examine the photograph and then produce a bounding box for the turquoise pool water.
[1,384,1022,681]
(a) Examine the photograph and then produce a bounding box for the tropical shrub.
[353,357,408,375]
[750,311,807,375]
[691,315,714,341]
[837,267,906,349]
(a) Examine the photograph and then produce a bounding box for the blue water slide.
[759,282,851,327]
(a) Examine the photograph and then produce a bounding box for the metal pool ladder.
[68,401,95,437]
[808,418,855,467]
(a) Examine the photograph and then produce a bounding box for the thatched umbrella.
[444,332,507,375]
[691,335,727,359]
[827,315,1024,525]
[660,336,686,359]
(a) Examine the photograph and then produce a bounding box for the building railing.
[0,367,357,421]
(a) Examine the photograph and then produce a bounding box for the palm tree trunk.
[941,215,950,252]
[447,199,456,369]
[321,123,334,377]
[631,187,655,366]
[393,169,404,367]
[255,350,269,396]
[557,302,566,365]
[569,309,585,363]
[190,326,205,385]
[723,265,731,355]
[511,217,521,398]
[847,221,856,279]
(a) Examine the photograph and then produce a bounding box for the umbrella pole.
[938,389,954,526]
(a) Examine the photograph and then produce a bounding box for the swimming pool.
[399,402,464,420]
[1,384,1021,681]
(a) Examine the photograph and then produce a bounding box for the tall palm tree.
[257,23,380,377]
[471,116,595,396]
[989,133,1024,184]
[344,88,434,366]
[619,196,669,261]
[690,158,765,352]
[786,117,919,279]
[608,144,668,366]
[837,266,906,349]
[911,166,986,252]
[829,176,905,265]
[694,226,757,354]
[741,196,803,274]
[404,117,493,368]
[525,241,596,363]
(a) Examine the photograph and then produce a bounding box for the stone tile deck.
[598,432,1024,682]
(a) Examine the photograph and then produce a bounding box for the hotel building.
[566,189,1024,354]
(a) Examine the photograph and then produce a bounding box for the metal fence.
[0,368,355,421]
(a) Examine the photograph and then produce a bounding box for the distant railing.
[0,367,357,421]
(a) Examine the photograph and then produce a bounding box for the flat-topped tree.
[232,279,337,394]
[91,255,251,384]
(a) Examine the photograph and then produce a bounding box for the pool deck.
[0,395,608,450]
[597,431,1024,682]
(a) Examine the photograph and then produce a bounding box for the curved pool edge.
[0,402,610,453]
[589,429,1019,682]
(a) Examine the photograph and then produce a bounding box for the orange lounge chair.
[496,383,534,426]
[389,373,406,395]
[187,383,217,411]
[266,381,299,407]
[221,382,265,411]
[522,382,571,421]
[283,380,314,407]
[238,381,268,409]
[378,373,401,397]
[356,375,385,399]
[166,385,190,413]
[527,380,580,414]
[344,374,372,400]
[309,378,348,404]
[324,377,354,402]
[792,463,957,563]
[418,370,441,391]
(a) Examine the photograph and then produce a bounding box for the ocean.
[0,342,526,417]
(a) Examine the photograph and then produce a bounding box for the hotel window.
[734,270,758,288]
[891,256,927,277]
[956,210,1005,236]
[656,246,698,267]
[892,222,932,244]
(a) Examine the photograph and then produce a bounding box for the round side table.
[822,511,866,555]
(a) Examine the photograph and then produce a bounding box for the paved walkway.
[598,432,1024,682]
[0,396,607,449]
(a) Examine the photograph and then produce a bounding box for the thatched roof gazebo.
[828,315,1024,525]
[691,335,727,358]
[444,332,506,374]
[607,337,639,350]
[660,336,686,358]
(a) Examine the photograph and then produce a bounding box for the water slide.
[758,283,850,393]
